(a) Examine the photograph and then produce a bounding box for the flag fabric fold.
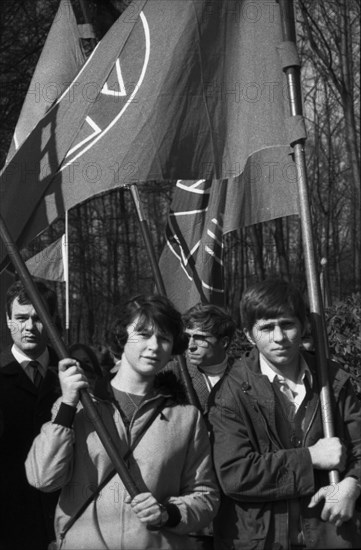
[159,180,226,310]
[1,0,297,268]
[25,236,65,282]
[5,0,86,164]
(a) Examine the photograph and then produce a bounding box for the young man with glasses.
[182,303,239,416]
[166,303,239,550]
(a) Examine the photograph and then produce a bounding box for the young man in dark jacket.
[208,279,361,550]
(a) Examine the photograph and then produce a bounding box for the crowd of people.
[0,278,360,550]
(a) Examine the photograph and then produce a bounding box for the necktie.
[276,378,297,421]
[28,361,43,388]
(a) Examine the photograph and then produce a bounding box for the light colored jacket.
[25,374,219,549]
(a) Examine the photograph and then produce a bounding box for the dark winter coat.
[208,348,361,550]
[0,347,61,550]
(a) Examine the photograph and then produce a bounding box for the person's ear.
[6,314,13,331]
[244,328,256,346]
[221,336,230,350]
[6,314,18,338]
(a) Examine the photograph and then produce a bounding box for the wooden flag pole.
[128,184,202,410]
[278,0,339,484]
[0,214,141,498]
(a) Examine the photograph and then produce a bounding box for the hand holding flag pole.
[0,213,141,499]
[278,0,339,484]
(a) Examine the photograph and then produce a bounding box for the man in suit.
[0,280,61,550]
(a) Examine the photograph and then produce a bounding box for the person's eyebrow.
[256,321,276,329]
[185,331,211,338]
[257,318,295,329]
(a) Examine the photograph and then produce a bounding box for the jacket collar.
[92,370,188,405]
[239,347,349,402]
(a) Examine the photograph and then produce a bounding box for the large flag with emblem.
[0,0,299,269]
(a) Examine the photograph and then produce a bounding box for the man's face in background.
[185,325,228,368]
[7,298,49,359]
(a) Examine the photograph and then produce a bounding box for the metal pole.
[278,0,339,483]
[128,184,202,409]
[0,214,140,497]
[64,210,70,345]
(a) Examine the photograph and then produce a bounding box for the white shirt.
[11,344,49,383]
[259,354,313,413]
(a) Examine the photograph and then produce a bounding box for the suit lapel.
[0,350,36,394]
[1,347,59,398]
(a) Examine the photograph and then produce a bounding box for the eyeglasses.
[185,333,217,348]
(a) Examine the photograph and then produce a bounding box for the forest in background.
[0,0,360,356]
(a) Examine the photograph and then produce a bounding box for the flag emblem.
[63,11,150,168]
[160,180,226,310]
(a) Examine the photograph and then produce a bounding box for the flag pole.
[128,184,202,409]
[0,214,141,498]
[278,0,339,484]
[64,210,70,345]
[128,184,167,295]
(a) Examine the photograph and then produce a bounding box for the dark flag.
[1,0,298,268]
[159,180,225,310]
[5,0,87,163]
[159,146,299,312]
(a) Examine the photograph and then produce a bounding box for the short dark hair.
[240,279,306,333]
[106,294,188,358]
[6,280,58,318]
[183,303,236,346]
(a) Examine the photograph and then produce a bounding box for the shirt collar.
[11,344,49,377]
[259,353,313,387]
